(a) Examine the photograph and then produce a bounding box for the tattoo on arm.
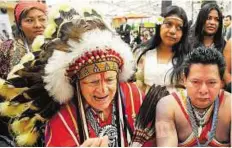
[155,120,178,146]
[156,120,176,138]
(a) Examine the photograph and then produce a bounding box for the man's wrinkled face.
[79,71,118,112]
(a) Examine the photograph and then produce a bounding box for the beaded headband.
[66,49,124,79]
[164,16,183,23]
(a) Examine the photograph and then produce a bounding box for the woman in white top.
[135,6,190,93]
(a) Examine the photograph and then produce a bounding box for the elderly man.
[0,5,149,147]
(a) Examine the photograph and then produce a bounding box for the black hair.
[225,15,232,20]
[124,17,128,22]
[136,5,190,85]
[183,46,225,80]
[200,0,217,8]
[192,3,225,52]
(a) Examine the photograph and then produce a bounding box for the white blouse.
[144,49,173,87]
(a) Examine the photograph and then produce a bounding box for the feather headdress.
[0,4,134,146]
[44,29,134,104]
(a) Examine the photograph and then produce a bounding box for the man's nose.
[98,80,108,94]
[199,82,209,95]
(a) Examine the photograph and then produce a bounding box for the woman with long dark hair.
[135,5,190,93]
[191,3,225,52]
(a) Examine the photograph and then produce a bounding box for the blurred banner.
[0,14,12,41]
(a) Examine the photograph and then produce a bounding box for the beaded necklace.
[192,103,214,136]
[86,103,118,147]
[186,96,219,146]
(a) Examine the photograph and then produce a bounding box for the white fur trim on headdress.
[44,29,135,104]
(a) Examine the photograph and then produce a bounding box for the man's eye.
[106,78,116,83]
[191,81,199,84]
[90,80,99,84]
[25,19,33,23]
[209,81,216,85]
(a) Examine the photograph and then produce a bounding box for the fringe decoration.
[76,83,89,140]
[131,84,170,146]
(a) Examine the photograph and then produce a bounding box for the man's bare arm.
[223,39,232,84]
[155,96,178,147]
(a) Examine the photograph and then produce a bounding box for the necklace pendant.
[198,126,202,137]
[100,112,104,121]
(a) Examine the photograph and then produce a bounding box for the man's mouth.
[94,95,108,100]
[198,97,211,101]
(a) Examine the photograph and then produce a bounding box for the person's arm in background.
[155,95,178,147]
[223,39,231,92]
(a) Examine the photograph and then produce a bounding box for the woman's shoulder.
[134,46,156,65]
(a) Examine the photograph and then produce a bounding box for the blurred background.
[0,0,231,41]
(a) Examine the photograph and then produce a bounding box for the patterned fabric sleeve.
[0,40,14,79]
[9,39,27,68]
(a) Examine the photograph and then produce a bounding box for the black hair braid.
[133,84,169,140]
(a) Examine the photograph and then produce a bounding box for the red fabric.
[120,82,144,131]
[45,104,78,147]
[173,90,226,147]
[172,92,191,124]
[14,1,47,25]
[45,82,144,147]
[198,118,212,142]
